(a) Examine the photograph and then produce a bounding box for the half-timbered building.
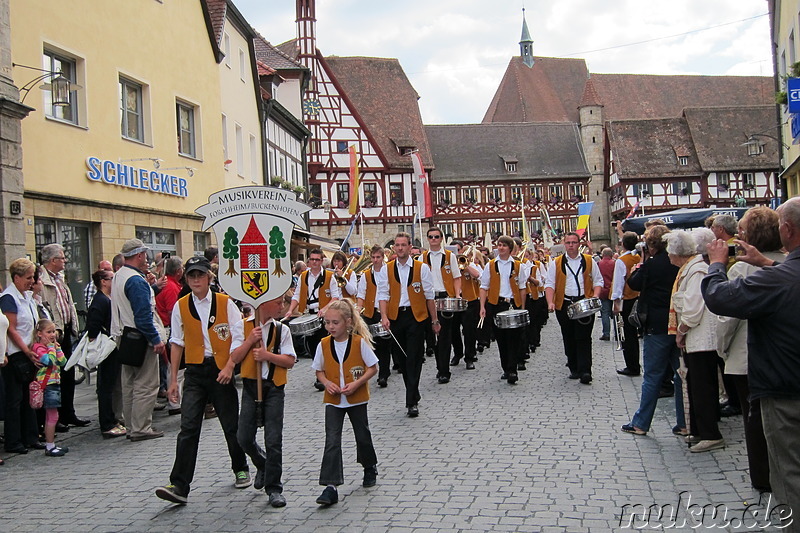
[607,106,780,218]
[483,13,776,243]
[426,123,590,243]
[277,0,433,246]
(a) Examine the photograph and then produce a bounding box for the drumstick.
[387,329,409,359]
[477,316,484,330]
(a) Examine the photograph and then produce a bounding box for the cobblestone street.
[1,320,778,532]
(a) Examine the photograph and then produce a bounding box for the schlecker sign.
[196,186,311,307]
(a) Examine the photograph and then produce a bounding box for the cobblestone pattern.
[0,320,776,532]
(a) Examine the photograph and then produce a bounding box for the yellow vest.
[178,292,232,371]
[526,260,541,300]
[461,269,480,302]
[386,259,429,322]
[618,253,641,300]
[321,335,369,405]
[553,254,594,311]
[486,258,523,307]
[239,318,288,386]
[422,250,456,297]
[362,266,379,319]
[298,269,334,313]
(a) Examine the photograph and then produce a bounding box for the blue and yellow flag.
[576,202,594,238]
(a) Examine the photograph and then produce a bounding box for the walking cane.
[255,308,264,428]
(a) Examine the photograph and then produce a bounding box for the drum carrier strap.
[307,270,326,307]
[562,255,586,299]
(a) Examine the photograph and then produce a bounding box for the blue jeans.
[600,299,613,337]
[630,334,685,432]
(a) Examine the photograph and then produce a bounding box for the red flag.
[348,145,360,215]
[625,199,641,219]
[410,151,432,219]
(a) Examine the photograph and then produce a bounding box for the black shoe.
[55,422,70,433]
[268,492,287,507]
[465,362,475,370]
[501,373,508,380]
[426,350,434,358]
[477,344,484,353]
[517,363,526,371]
[254,466,266,490]
[720,404,742,417]
[5,446,27,454]
[617,368,640,377]
[449,357,460,366]
[437,376,450,384]
[568,372,581,379]
[363,466,378,487]
[599,335,610,341]
[66,417,91,427]
[507,373,518,384]
[314,380,325,392]
[155,484,187,505]
[377,378,387,388]
[407,405,419,417]
[27,441,46,450]
[316,486,339,505]
[659,387,674,398]
[580,373,593,384]
[168,408,182,416]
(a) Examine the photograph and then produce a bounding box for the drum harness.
[562,255,593,324]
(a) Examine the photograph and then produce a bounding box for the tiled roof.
[607,117,702,180]
[275,38,300,61]
[204,0,227,47]
[253,33,305,71]
[324,56,433,170]
[683,105,780,171]
[579,77,602,107]
[483,56,775,123]
[425,122,590,183]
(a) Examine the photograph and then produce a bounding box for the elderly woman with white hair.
[666,230,724,453]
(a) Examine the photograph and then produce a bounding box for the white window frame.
[42,49,80,125]
[120,76,146,143]
[235,123,244,177]
[176,100,196,158]
[239,48,246,81]
[678,156,689,166]
[249,133,258,183]
[743,172,756,189]
[221,114,229,165]
[223,33,231,68]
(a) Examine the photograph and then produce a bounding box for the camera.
[728,245,737,257]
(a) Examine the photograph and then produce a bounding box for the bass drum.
[566,297,602,320]
[493,309,530,329]
[368,322,391,339]
[288,314,322,337]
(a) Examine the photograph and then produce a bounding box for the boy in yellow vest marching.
[312,299,379,506]
[479,235,528,384]
[155,256,250,505]
[545,233,604,384]
[356,245,392,387]
[230,292,296,508]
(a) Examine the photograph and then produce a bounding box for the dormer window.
[391,138,416,156]
[506,162,517,173]
[500,155,519,174]
[678,156,689,166]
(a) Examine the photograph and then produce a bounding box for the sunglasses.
[427,235,442,240]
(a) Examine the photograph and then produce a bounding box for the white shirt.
[426,250,461,293]
[376,257,434,306]
[291,268,341,310]
[311,337,378,408]
[479,257,527,297]
[357,264,387,309]
[524,261,546,296]
[611,251,634,301]
[544,254,604,296]
[170,291,244,359]
[0,285,38,354]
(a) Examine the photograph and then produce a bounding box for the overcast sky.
[236,0,773,125]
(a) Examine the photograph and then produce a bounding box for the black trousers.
[684,350,723,441]
[363,312,392,381]
[525,296,548,351]
[96,350,121,432]
[319,403,377,486]
[238,378,285,494]
[460,299,479,362]
[729,374,770,490]
[621,298,641,373]
[555,303,594,376]
[169,359,248,495]
[2,352,39,450]
[58,326,77,422]
[434,294,455,379]
[389,309,426,408]
[450,309,464,361]
[486,301,524,375]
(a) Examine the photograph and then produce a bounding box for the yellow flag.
[348,145,359,215]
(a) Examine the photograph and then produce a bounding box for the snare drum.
[566,297,602,320]
[494,309,530,329]
[288,314,322,337]
[368,322,391,338]
[434,298,468,313]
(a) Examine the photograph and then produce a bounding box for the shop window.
[193,232,209,257]
[135,227,177,263]
[42,49,79,125]
[35,218,92,312]
[176,101,196,158]
[120,76,145,142]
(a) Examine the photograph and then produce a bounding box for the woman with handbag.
[0,258,42,454]
[621,226,685,437]
[87,269,126,439]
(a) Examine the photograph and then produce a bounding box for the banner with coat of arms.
[195,186,311,307]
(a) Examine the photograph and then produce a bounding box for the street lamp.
[12,63,82,106]
[740,132,789,156]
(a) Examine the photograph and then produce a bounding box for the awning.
[621,207,750,234]
[291,227,341,253]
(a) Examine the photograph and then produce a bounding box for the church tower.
[578,77,611,243]
[520,8,534,68]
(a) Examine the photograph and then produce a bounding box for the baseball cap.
[120,238,149,257]
[184,256,211,275]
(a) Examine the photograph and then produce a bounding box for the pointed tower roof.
[520,9,534,69]
[578,77,603,107]
[241,216,267,245]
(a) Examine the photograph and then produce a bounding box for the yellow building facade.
[11,0,227,305]
[774,0,800,199]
